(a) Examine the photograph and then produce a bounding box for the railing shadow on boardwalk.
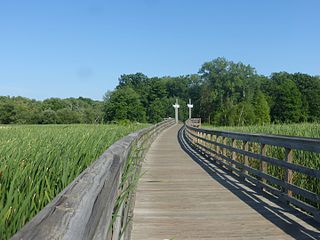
[177,126,320,240]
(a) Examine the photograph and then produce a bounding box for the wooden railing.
[12,119,175,240]
[188,118,201,128]
[185,119,320,223]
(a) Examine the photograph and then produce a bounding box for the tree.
[213,100,255,126]
[187,74,202,118]
[199,57,260,123]
[117,73,150,108]
[104,86,146,122]
[118,73,148,88]
[164,76,191,100]
[253,91,270,125]
[234,101,256,126]
[0,102,15,124]
[2,57,319,126]
[0,96,105,125]
[39,109,58,124]
[81,107,104,124]
[56,108,82,124]
[148,98,167,123]
[0,97,41,124]
[291,73,320,121]
[269,73,304,123]
[42,98,68,111]
[148,78,168,103]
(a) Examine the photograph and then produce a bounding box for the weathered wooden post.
[242,141,249,179]
[260,144,267,190]
[187,98,193,119]
[284,148,293,197]
[172,99,180,124]
[231,139,237,171]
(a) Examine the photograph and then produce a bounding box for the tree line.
[0,97,104,124]
[1,57,320,125]
[105,58,320,125]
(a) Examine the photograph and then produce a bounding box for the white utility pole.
[187,98,193,119]
[172,99,180,124]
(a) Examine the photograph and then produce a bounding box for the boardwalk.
[131,124,320,240]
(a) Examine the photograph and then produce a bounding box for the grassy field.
[0,123,148,239]
[207,122,320,138]
[203,122,320,208]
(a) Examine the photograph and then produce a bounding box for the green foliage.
[199,57,258,102]
[103,73,197,123]
[269,73,304,123]
[0,96,104,124]
[291,73,320,121]
[118,72,148,89]
[0,123,147,238]
[1,57,320,126]
[233,101,256,126]
[56,108,82,124]
[102,58,320,125]
[253,91,270,125]
[42,98,68,111]
[104,86,146,122]
[117,73,150,108]
[39,109,58,124]
[148,99,167,123]
[214,100,256,126]
[198,58,262,124]
[0,102,15,124]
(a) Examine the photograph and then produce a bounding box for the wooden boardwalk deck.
[131,124,320,240]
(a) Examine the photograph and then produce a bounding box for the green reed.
[0,124,147,239]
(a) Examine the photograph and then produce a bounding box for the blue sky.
[0,0,319,100]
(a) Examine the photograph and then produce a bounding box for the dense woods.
[1,57,320,126]
[104,57,320,125]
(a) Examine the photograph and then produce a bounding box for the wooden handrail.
[188,118,201,128]
[12,119,175,240]
[186,124,320,152]
[185,119,320,222]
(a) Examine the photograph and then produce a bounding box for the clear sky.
[0,0,319,100]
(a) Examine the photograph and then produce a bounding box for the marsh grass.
[0,123,147,239]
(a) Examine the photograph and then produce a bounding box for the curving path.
[131,124,320,240]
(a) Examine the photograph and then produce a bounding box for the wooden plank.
[187,133,320,221]
[195,144,320,221]
[186,123,320,209]
[132,125,320,239]
[193,140,320,204]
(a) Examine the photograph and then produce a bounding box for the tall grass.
[209,122,320,138]
[0,124,147,239]
[205,122,320,208]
